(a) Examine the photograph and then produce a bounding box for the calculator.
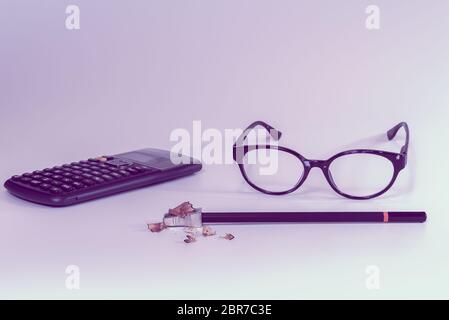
[4,148,202,207]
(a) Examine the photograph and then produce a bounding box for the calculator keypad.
[10,157,156,195]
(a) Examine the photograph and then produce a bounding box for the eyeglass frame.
[232,121,409,200]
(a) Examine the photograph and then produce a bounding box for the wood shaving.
[184,234,196,244]
[222,233,235,240]
[147,222,166,233]
[168,201,195,217]
[202,226,216,237]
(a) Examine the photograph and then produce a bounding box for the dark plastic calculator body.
[4,148,202,207]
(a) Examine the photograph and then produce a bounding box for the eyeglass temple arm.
[387,122,409,155]
[233,121,282,148]
[233,121,282,161]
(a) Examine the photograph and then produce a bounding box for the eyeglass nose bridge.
[304,159,330,171]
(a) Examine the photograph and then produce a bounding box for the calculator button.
[20,177,32,183]
[110,172,122,178]
[71,166,82,170]
[101,174,114,181]
[126,167,138,174]
[50,187,62,194]
[61,184,75,192]
[40,183,52,190]
[30,180,41,186]
[71,170,82,175]
[42,172,53,177]
[32,175,43,180]
[81,168,92,172]
[72,181,85,189]
[82,179,95,186]
[33,170,43,174]
[52,175,63,180]
[62,172,73,177]
[23,173,33,177]
[51,180,63,186]
[41,177,51,183]
[118,170,130,176]
[91,171,102,176]
[81,173,93,178]
[61,178,73,183]
[92,177,105,183]
[90,156,108,162]
[11,175,21,181]
[99,169,111,174]
[43,168,53,172]
[72,175,83,181]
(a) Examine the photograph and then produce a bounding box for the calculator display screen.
[118,152,160,163]
[114,148,190,170]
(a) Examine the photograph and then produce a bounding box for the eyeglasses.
[233,121,409,200]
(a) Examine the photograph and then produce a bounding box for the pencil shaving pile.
[147,202,235,244]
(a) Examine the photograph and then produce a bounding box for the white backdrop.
[1,0,448,299]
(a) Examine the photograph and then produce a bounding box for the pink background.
[1,0,448,298]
